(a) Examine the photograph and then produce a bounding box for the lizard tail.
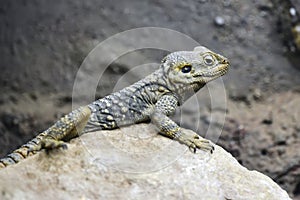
[0,106,91,169]
[0,132,47,169]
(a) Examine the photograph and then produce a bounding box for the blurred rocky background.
[0,0,299,198]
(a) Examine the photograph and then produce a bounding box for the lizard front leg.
[150,95,214,153]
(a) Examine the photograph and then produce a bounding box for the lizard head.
[161,46,230,93]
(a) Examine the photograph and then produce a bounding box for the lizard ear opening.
[181,65,192,73]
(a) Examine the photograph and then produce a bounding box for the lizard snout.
[221,58,230,65]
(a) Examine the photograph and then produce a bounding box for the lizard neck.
[157,68,206,104]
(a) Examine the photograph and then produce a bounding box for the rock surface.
[0,124,291,200]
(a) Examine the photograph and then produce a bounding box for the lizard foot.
[176,130,214,154]
[27,138,68,155]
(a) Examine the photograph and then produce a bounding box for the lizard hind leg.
[28,106,91,153]
[0,106,91,169]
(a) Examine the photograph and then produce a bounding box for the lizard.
[0,46,230,169]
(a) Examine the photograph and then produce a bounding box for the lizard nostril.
[222,59,229,65]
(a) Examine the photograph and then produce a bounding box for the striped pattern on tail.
[0,106,91,169]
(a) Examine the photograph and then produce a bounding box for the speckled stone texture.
[0,124,291,200]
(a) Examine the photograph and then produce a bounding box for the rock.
[0,124,291,200]
[214,16,225,27]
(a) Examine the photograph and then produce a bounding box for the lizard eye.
[181,65,192,73]
[204,55,215,66]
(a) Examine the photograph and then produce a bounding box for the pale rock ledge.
[0,124,291,200]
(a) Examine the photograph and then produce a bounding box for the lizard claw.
[27,138,68,155]
[41,138,68,150]
[177,130,215,154]
[60,143,68,150]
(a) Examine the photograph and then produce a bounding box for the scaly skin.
[0,46,230,169]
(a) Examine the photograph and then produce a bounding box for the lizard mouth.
[193,63,229,78]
